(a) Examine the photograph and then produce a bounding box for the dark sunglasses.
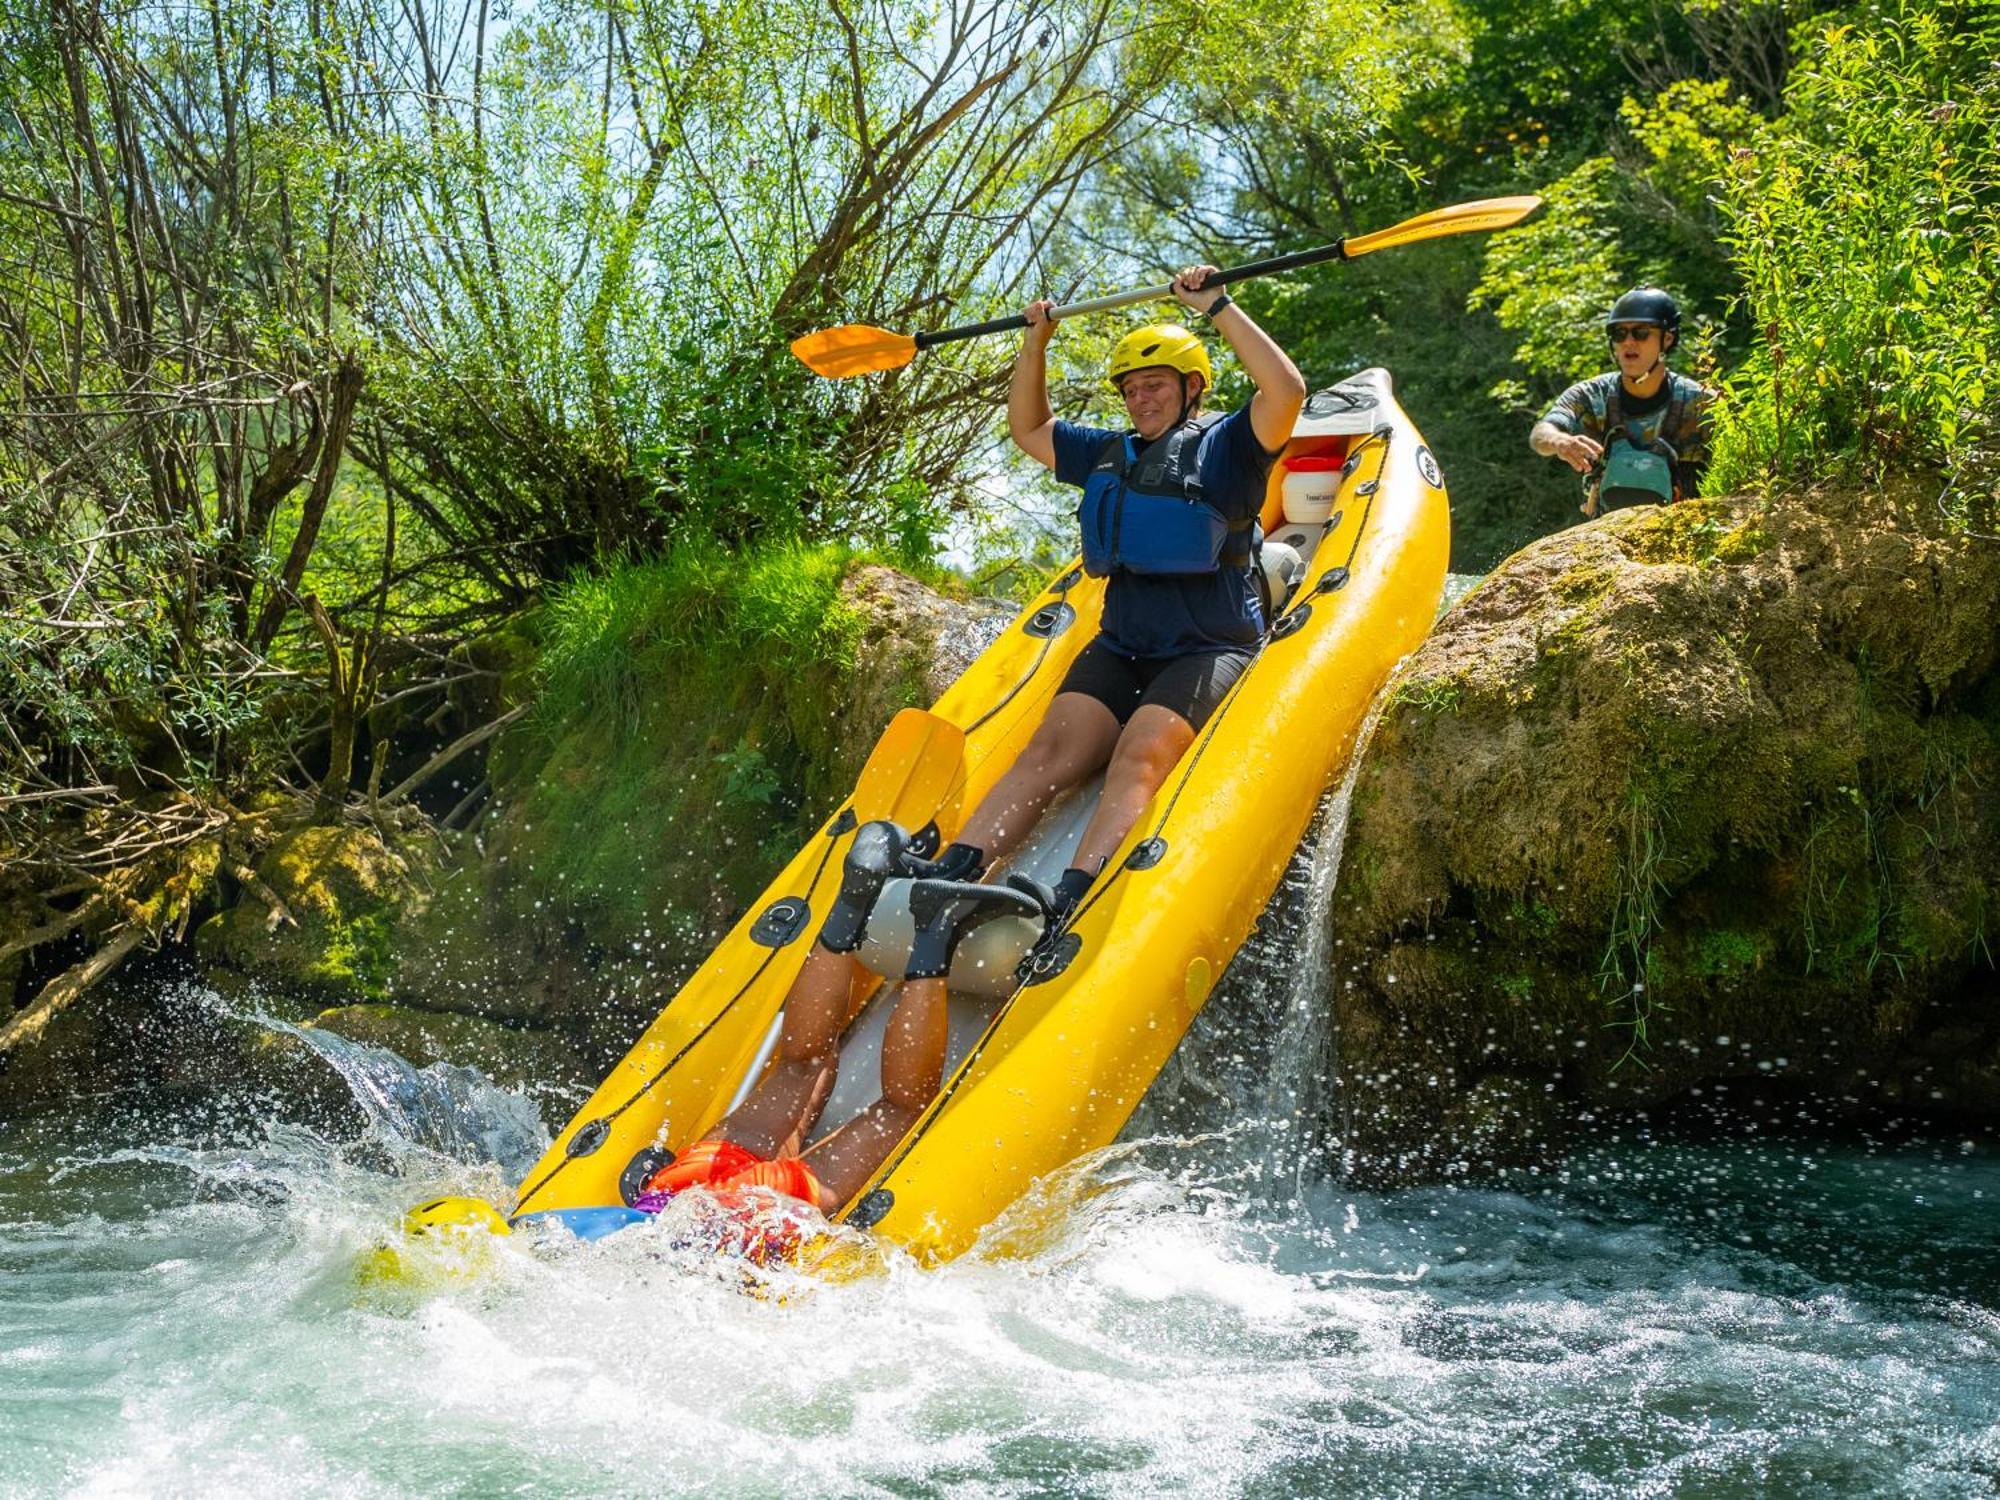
[1608,325,1658,343]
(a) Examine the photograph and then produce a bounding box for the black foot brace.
[1015,867,1094,973]
[904,879,1045,981]
[818,820,915,954]
[903,839,986,884]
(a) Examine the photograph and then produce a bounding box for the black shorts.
[1057,639,1254,730]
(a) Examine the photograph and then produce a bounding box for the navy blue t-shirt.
[1052,405,1277,658]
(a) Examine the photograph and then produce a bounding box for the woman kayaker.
[640,268,1305,1215]
[951,264,1309,915]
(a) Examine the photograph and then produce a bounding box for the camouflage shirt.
[1542,370,1715,499]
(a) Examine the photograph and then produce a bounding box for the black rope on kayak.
[1103,432,1394,865]
[511,829,849,1215]
[964,569,1078,738]
[1264,429,1389,641]
[1338,430,1390,574]
[1097,646,1262,916]
[853,579,1275,1205]
[1124,429,1392,862]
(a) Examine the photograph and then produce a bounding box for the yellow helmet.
[1107,323,1212,391]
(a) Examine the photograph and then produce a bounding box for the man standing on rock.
[1530,288,1714,517]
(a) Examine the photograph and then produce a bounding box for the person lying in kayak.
[639,268,1306,1216]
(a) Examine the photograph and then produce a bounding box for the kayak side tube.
[506,556,1109,1218]
[509,368,1447,1261]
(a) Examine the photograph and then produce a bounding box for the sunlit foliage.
[1707,2,2000,494]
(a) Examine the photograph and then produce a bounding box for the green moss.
[1628,501,1774,567]
[201,825,422,1001]
[1390,674,1464,716]
[1710,523,1773,563]
[1508,897,1559,939]
[1685,927,1770,978]
[1337,836,1385,911]
[316,905,397,1000]
[1551,562,1620,606]
[263,825,405,914]
[1892,888,1986,968]
[1538,563,1620,661]
[430,542,943,980]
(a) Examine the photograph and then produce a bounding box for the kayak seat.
[806,777,1105,1146]
[1255,430,1349,614]
[1258,538,1306,614]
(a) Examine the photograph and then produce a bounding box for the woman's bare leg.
[801,976,948,1206]
[955,692,1121,864]
[718,694,1129,1200]
[1065,704,1196,877]
[713,943,858,1158]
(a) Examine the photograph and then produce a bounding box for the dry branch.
[379,703,528,808]
[0,923,146,1057]
[230,863,299,933]
[0,893,106,964]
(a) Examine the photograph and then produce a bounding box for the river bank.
[4,489,1997,1494]
[1328,483,2000,1179]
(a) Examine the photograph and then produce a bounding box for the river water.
[3,746,1996,1496]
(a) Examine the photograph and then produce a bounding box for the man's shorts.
[1056,639,1255,730]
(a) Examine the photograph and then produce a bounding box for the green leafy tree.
[1708,2,2000,494]
[356,0,1191,592]
[0,0,397,1044]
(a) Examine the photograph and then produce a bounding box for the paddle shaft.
[910,240,1350,351]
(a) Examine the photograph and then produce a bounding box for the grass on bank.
[471,540,936,954]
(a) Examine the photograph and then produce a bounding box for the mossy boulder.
[197,824,431,1001]
[394,558,1010,1043]
[1329,484,2000,1181]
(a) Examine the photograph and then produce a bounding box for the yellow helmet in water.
[1107,323,1212,392]
[402,1195,512,1237]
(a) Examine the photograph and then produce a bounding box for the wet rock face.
[1330,486,2000,1181]
[818,565,1013,801]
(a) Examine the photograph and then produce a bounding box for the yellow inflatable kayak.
[456,368,1448,1266]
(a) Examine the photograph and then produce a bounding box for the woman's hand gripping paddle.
[791,195,1543,379]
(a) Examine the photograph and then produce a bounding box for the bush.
[477,543,872,939]
[532,542,861,743]
[1708,3,2000,496]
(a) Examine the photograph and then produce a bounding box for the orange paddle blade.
[1342,195,1543,259]
[791,324,920,378]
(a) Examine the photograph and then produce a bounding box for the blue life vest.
[1078,415,1257,578]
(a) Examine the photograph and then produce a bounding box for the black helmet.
[1604,287,1681,334]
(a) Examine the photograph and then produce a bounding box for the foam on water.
[3,659,1997,1495]
[2,1055,1996,1497]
